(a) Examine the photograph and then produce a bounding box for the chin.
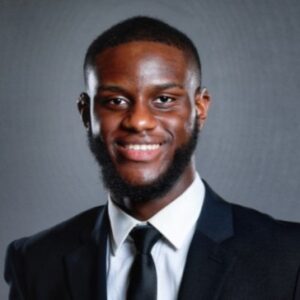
[116,164,169,187]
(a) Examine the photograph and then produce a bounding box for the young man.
[5,16,300,300]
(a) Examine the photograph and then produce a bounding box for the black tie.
[127,225,161,300]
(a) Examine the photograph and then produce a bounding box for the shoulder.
[228,201,300,260]
[6,205,106,259]
[231,201,300,238]
[204,181,300,258]
[4,206,107,296]
[205,181,300,243]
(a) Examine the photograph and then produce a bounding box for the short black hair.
[83,16,201,86]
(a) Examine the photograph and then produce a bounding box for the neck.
[111,166,196,221]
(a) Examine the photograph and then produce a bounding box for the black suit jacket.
[5,182,300,299]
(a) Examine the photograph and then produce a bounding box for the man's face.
[85,41,209,200]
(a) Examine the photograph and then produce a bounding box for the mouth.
[124,143,160,151]
[115,142,164,162]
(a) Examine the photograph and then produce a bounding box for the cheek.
[162,111,195,143]
[98,119,118,143]
[90,105,102,136]
[91,105,120,139]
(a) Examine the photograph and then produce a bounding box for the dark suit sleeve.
[4,240,28,300]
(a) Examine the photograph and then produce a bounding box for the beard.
[88,117,199,204]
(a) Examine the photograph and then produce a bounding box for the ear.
[195,87,211,130]
[77,92,91,130]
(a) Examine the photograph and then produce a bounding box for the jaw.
[112,161,196,221]
[88,115,199,214]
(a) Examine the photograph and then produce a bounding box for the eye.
[154,96,175,104]
[109,98,127,106]
[100,97,129,110]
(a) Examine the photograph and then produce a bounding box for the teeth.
[126,144,160,151]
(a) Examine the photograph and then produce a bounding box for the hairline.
[83,40,201,88]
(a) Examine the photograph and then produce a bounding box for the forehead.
[89,41,196,87]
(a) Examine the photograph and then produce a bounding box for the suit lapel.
[64,207,109,300]
[178,182,237,300]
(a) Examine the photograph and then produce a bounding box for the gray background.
[1,0,299,297]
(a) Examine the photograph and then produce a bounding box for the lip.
[115,141,164,162]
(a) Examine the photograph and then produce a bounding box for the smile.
[125,144,160,151]
[116,142,163,162]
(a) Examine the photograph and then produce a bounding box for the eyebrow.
[97,83,184,94]
[153,83,184,90]
[97,85,126,93]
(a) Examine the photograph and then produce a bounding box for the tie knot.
[130,225,161,254]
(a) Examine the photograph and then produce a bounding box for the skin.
[78,41,211,220]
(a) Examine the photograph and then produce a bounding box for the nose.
[121,101,158,132]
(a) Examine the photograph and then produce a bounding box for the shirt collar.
[108,173,205,255]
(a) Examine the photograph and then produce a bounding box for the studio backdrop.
[1,0,299,298]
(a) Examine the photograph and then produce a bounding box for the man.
[4,16,300,300]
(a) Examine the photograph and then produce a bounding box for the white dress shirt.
[106,173,205,300]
